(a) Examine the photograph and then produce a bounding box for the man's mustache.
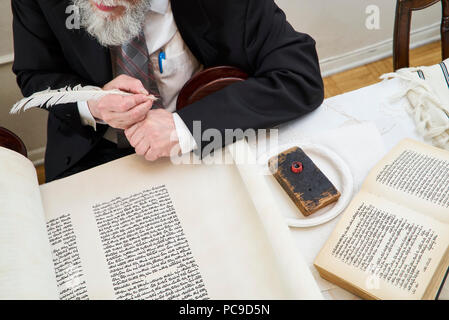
[90,0,132,9]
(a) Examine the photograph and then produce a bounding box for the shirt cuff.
[173,113,198,154]
[77,101,97,130]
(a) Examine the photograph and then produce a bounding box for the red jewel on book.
[291,161,303,174]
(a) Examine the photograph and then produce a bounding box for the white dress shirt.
[78,0,199,153]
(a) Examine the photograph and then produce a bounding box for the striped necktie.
[110,32,162,148]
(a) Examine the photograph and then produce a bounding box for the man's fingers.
[115,75,149,95]
[123,99,153,123]
[116,94,152,113]
[144,148,160,162]
[105,93,150,115]
[99,93,153,117]
[125,120,144,139]
[127,122,146,147]
[113,99,153,130]
[135,139,151,156]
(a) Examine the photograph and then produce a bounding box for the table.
[269,78,443,299]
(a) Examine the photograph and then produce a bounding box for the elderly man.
[12,0,323,182]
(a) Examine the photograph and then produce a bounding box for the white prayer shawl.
[381,60,449,150]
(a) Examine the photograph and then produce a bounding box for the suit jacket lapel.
[48,0,112,85]
[171,0,217,66]
[48,0,217,83]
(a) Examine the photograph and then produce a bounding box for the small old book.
[268,146,341,216]
[0,140,322,300]
[314,139,449,300]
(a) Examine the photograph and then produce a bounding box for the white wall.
[0,1,13,59]
[0,3,47,164]
[276,0,442,75]
[0,0,444,164]
[0,63,48,164]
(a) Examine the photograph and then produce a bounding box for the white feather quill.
[10,85,157,114]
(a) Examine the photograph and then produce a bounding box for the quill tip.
[9,105,20,114]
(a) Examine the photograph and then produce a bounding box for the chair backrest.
[0,127,27,157]
[176,66,248,111]
[393,0,449,70]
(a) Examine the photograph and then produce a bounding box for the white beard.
[73,0,151,47]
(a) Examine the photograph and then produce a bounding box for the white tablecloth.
[261,78,436,299]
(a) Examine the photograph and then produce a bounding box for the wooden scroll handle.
[176,66,248,110]
[0,127,27,157]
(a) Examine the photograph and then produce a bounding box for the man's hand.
[87,75,154,129]
[125,109,181,161]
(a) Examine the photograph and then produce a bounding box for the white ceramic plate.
[257,142,354,228]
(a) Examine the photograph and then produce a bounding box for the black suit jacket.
[12,0,324,181]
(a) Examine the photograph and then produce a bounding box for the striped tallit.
[381,60,449,150]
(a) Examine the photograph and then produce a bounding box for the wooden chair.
[176,66,248,110]
[393,0,449,70]
[0,127,27,157]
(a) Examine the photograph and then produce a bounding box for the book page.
[363,139,449,223]
[39,143,320,300]
[0,147,58,299]
[228,140,322,299]
[314,191,449,299]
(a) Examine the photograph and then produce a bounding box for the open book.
[314,139,449,300]
[0,140,322,300]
